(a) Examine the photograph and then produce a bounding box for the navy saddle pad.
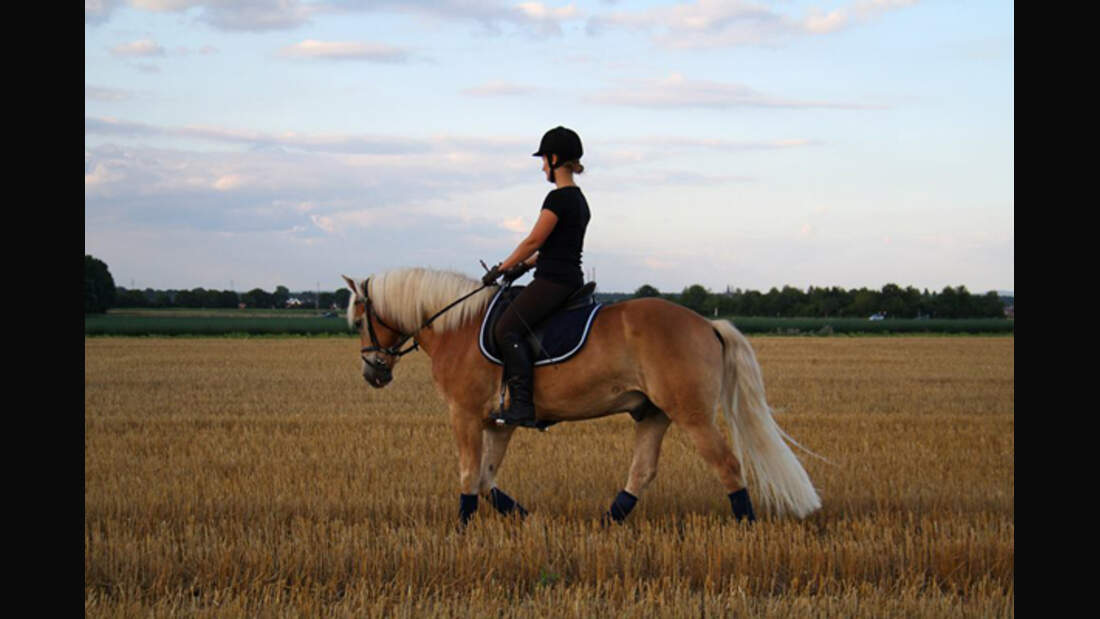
[479,282,602,366]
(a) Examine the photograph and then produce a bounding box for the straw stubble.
[85,336,1013,617]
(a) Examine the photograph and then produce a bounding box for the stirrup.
[488,410,556,431]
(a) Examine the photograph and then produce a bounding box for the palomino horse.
[342,268,820,525]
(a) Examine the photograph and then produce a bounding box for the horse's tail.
[711,319,822,519]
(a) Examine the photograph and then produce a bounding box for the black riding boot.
[491,333,536,425]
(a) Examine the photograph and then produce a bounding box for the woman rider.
[481,126,591,426]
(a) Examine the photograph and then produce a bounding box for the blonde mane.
[352,268,496,335]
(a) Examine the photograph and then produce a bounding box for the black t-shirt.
[535,186,590,288]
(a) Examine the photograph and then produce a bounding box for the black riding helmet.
[532,126,583,175]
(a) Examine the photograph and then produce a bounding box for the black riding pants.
[493,277,578,348]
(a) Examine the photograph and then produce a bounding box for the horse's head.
[343,274,410,388]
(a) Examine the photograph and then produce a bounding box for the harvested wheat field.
[84,335,1013,617]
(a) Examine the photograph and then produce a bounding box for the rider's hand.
[482,264,503,286]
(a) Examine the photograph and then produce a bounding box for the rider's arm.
[500,209,557,271]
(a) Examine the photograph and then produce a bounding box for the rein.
[358,277,490,359]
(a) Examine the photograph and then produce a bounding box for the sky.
[85,0,1014,295]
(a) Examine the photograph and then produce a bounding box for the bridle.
[355,276,490,365]
[356,277,420,362]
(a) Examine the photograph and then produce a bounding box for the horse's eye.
[353,319,362,328]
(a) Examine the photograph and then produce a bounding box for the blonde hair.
[351,268,496,334]
[560,160,584,174]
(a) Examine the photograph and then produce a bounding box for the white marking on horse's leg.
[449,406,484,496]
[478,425,516,495]
[624,411,671,496]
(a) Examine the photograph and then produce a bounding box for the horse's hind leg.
[679,416,756,522]
[605,411,671,524]
[478,425,528,518]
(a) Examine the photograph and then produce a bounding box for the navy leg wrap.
[729,488,756,522]
[605,490,638,524]
[459,493,478,525]
[489,488,529,518]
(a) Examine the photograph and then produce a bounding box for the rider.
[482,126,591,426]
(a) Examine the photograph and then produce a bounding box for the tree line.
[113,285,353,311]
[631,283,1010,319]
[87,255,1011,319]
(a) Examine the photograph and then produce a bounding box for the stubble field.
[85,336,1014,617]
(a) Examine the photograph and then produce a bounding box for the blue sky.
[85,0,1013,295]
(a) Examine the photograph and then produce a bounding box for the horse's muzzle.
[362,356,393,388]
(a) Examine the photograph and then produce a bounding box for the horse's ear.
[341,275,359,296]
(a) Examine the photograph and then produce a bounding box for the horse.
[342,268,821,525]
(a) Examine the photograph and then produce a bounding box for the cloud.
[110,39,165,57]
[612,136,823,150]
[86,85,132,102]
[82,131,535,237]
[200,0,315,31]
[89,0,316,31]
[588,74,885,109]
[85,116,539,159]
[513,2,582,35]
[279,39,412,62]
[85,0,123,25]
[498,217,528,233]
[90,0,583,35]
[213,174,245,191]
[587,0,919,49]
[461,81,539,97]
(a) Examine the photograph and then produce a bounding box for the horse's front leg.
[478,425,528,518]
[449,405,484,526]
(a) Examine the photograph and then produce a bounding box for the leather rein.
[357,277,490,360]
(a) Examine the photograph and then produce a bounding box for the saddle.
[479,282,602,366]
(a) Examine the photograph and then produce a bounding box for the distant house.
[1004,305,1014,318]
[286,297,303,308]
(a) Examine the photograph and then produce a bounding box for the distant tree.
[902,286,924,318]
[115,287,147,308]
[217,290,240,308]
[174,289,195,307]
[680,284,710,314]
[84,255,116,313]
[977,291,1006,318]
[776,286,805,317]
[848,288,879,317]
[633,284,661,298]
[761,287,781,316]
[740,290,764,316]
[934,286,962,318]
[242,288,272,309]
[273,285,290,308]
[880,283,906,317]
[334,288,352,309]
[808,286,848,317]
